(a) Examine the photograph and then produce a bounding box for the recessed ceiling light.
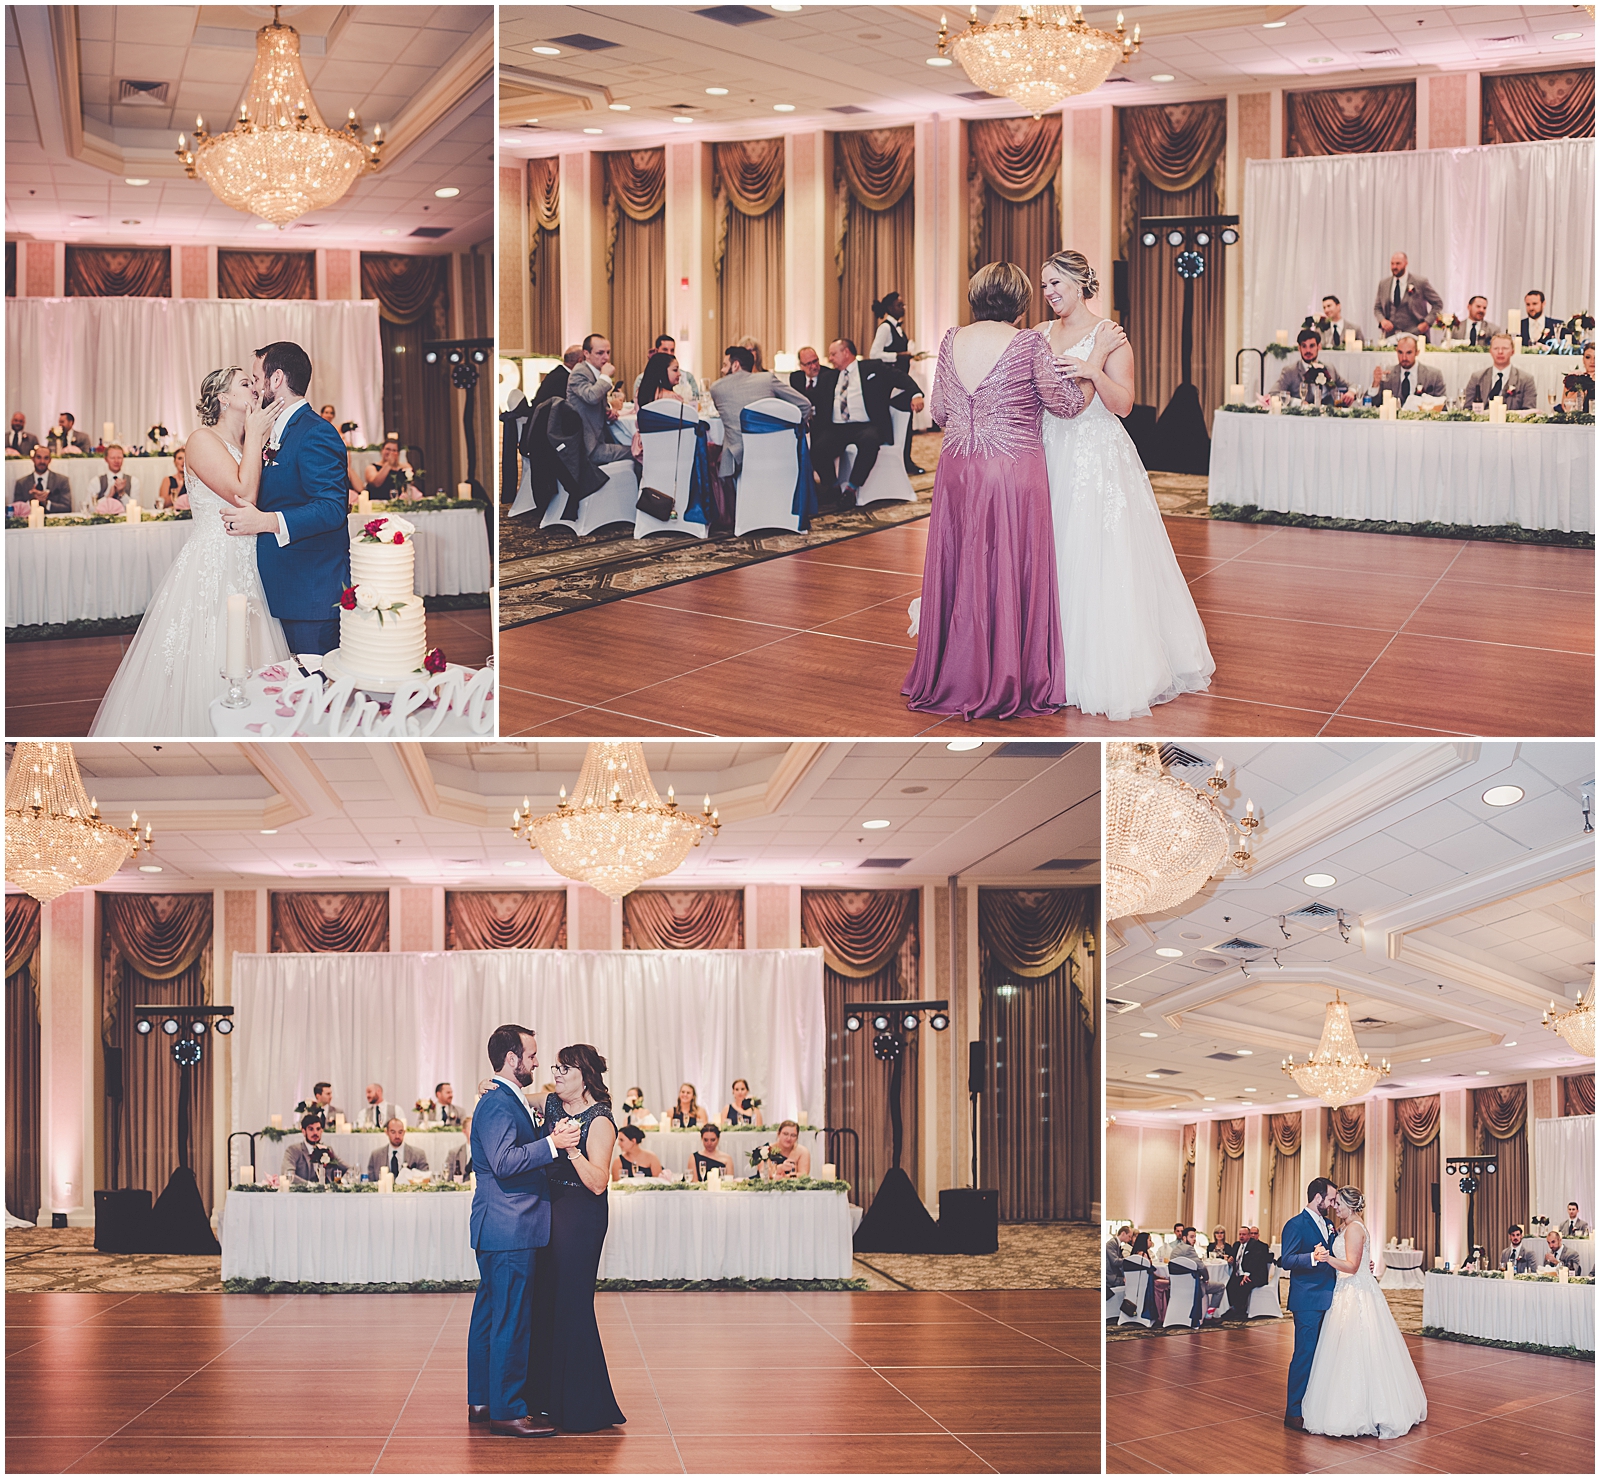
[773,103,796,112]
[772,1,803,10]
[125,177,149,186]
[862,819,890,830]
[1151,73,1175,82]
[1304,872,1336,888]
[1203,1095,1216,1101]
[1482,784,1524,807]
[1506,1041,1518,1047]
[609,103,630,111]
[1242,1087,1257,1093]
[435,186,460,198]
[927,56,953,66]
[1554,30,1583,41]
[526,118,540,124]
[1286,1093,1299,1098]
[1307,56,1334,64]
[121,219,142,225]
[706,87,729,96]
[1145,1072,1163,1079]
[139,864,162,873]
[673,116,693,123]
[531,44,561,55]
[1139,1031,1159,1038]
[260,829,278,835]
[1180,930,1203,941]
[291,862,318,869]
[381,229,400,236]
[1155,947,1183,958]
[504,860,528,869]
[583,127,603,135]
[1420,1058,1431,1063]
[818,860,845,871]
[1475,1069,1490,1076]
[1263,19,1288,27]
[946,739,983,752]
[1235,1049,1253,1056]
[254,222,277,231]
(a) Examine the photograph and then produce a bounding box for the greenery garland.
[365,496,489,514]
[609,1177,850,1194]
[7,510,193,529]
[1217,403,1594,426]
[596,1277,869,1292]
[1207,505,1595,550]
[1421,1326,1594,1362]
[223,1278,479,1294]
[220,1276,870,1294]
[231,1180,470,1193]
[1435,1268,1592,1284]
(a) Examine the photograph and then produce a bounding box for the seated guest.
[611,1124,664,1180]
[281,1114,349,1183]
[759,1119,811,1180]
[8,411,37,456]
[707,345,812,481]
[51,411,92,454]
[1122,1231,1162,1319]
[444,1116,473,1180]
[1222,1225,1272,1320]
[1463,335,1538,410]
[687,1122,734,1182]
[619,1086,647,1127]
[319,404,337,423]
[1371,335,1445,407]
[737,336,764,371]
[628,352,694,458]
[1271,329,1352,403]
[91,445,138,509]
[1560,1201,1591,1236]
[360,1082,398,1129]
[1460,295,1493,348]
[1106,1224,1134,1289]
[309,1080,344,1125]
[633,335,701,404]
[157,448,187,508]
[534,345,584,410]
[363,438,413,497]
[1571,342,1596,411]
[723,1078,763,1127]
[367,1117,430,1181]
[567,333,633,465]
[1521,289,1558,346]
[1165,1226,1210,1322]
[670,1082,707,1129]
[819,338,924,507]
[1499,1224,1541,1273]
[434,1081,463,1125]
[1543,1230,1582,1274]
[1317,295,1363,347]
[1210,1225,1235,1260]
[13,446,71,513]
[1373,251,1442,341]
[1156,1221,1186,1262]
[790,345,839,488]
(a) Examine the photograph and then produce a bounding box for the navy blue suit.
[255,401,351,654]
[1279,1206,1336,1419]
[467,1081,558,1420]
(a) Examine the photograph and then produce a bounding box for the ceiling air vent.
[1288,901,1339,921]
[117,79,172,105]
[1352,1016,1390,1029]
[957,90,994,101]
[829,105,870,114]
[858,857,911,869]
[1145,1067,1181,1077]
[1212,937,1266,953]
[1035,857,1096,871]
[1483,35,1527,46]
[993,741,1075,759]
[549,32,621,50]
[1360,47,1402,57]
[1206,1052,1242,1062]
[1159,744,1208,768]
[694,5,774,25]
[410,227,451,238]
[1106,996,1142,1014]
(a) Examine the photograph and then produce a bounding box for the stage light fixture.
[215,1017,233,1035]
[173,1037,202,1067]
[424,350,438,364]
[872,1012,891,1032]
[447,349,463,365]
[872,1031,902,1063]
[845,1012,863,1033]
[1165,228,1185,247]
[135,1018,153,1035]
[191,1019,208,1035]
[1194,228,1211,246]
[1175,249,1206,280]
[1140,229,1158,248]
[929,1011,949,1031]
[902,1011,920,1031]
[472,348,488,364]
[162,1018,180,1035]
[1219,227,1239,245]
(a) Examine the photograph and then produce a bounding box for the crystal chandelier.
[175,8,383,228]
[1281,993,1390,1108]
[512,743,719,900]
[4,743,153,905]
[1106,743,1257,920]
[937,5,1140,118]
[1544,982,1595,1059]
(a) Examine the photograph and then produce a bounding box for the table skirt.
[1422,1271,1594,1351]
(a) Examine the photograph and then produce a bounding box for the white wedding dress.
[1301,1221,1428,1440]
[1040,325,1215,721]
[90,443,290,736]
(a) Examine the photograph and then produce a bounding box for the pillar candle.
[821,1162,836,1182]
[237,1164,254,1185]
[270,1113,282,1129]
[278,1172,291,1193]
[1274,329,1289,346]
[457,481,472,500]
[1489,399,1507,424]
[1342,328,1355,349]
[1228,383,1245,404]
[225,592,248,675]
[126,499,141,524]
[707,1168,721,1190]
[102,422,115,445]
[27,503,43,529]
[1508,307,1520,334]
[1352,339,1362,353]
[358,489,370,512]
[1267,395,1283,415]
[1504,1264,1514,1281]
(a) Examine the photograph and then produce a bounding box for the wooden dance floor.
[497,518,1593,738]
[1106,1317,1595,1474]
[6,1288,1096,1474]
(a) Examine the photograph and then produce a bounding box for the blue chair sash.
[637,406,712,527]
[1168,1261,1206,1327]
[741,407,816,531]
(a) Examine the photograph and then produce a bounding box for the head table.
[248,1130,467,1184]
[1318,349,1582,410]
[622,1126,824,1179]
[1422,1270,1593,1352]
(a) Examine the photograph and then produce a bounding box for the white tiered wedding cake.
[330,515,427,685]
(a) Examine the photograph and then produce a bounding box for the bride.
[1036,250,1215,721]
[90,367,290,736]
[1301,1185,1428,1441]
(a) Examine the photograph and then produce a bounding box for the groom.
[1280,1175,1339,1431]
[220,341,351,656]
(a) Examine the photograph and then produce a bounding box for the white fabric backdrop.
[231,949,827,1138]
[1534,1113,1595,1226]
[1422,1270,1594,1351]
[1243,138,1595,352]
[5,297,384,451]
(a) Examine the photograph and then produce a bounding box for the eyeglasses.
[552,1063,574,1077]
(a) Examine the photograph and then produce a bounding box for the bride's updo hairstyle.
[1337,1185,1366,1217]
[196,366,243,427]
[968,261,1033,323]
[1042,250,1099,303]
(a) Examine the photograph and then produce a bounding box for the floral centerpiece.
[414,1097,435,1122]
[1562,310,1595,346]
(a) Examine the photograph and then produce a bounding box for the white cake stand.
[321,648,423,700]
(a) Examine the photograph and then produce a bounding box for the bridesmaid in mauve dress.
[903,262,1090,720]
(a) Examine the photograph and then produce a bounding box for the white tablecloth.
[622,1127,825,1179]
[5,453,179,512]
[249,1131,467,1183]
[347,506,490,595]
[599,1186,853,1280]
[6,517,193,626]
[220,1188,477,1283]
[1423,1271,1594,1351]
[1209,411,1594,533]
[1321,349,1582,408]
[1380,1247,1427,1289]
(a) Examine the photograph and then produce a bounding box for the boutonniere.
[262,444,278,466]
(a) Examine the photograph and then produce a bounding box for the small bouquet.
[308,1144,336,1174]
[357,514,415,545]
[623,1094,645,1113]
[1562,310,1595,344]
[1433,311,1460,332]
[147,424,169,454]
[336,584,407,625]
[750,1143,786,1170]
[414,1097,434,1120]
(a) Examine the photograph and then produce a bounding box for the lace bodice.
[930,327,1085,459]
[1042,323,1116,425]
[1333,1221,1373,1285]
[184,440,243,535]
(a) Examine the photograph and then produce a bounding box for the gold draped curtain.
[217,250,314,300]
[978,887,1095,1030]
[1473,1083,1529,1253]
[1216,1118,1245,1231]
[361,253,451,475]
[1118,101,1227,254]
[1394,1093,1440,1260]
[99,894,215,1210]
[1482,68,1596,144]
[1564,1072,1596,1116]
[445,891,566,951]
[1328,1103,1366,1189]
[361,253,449,326]
[1287,83,1417,157]
[622,890,744,951]
[604,150,667,392]
[968,117,1062,325]
[1180,1121,1197,1227]
[1266,1111,1302,1240]
[714,140,786,366]
[528,158,563,352]
[65,246,171,297]
[6,895,42,1225]
[835,128,916,350]
[270,892,389,953]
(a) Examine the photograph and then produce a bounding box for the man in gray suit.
[1462,335,1538,410]
[8,412,38,457]
[1499,1225,1542,1273]
[445,1116,474,1181]
[1318,295,1363,347]
[1460,296,1494,348]
[565,334,632,465]
[368,1117,431,1181]
[50,412,93,455]
[281,1115,350,1182]
[1543,1230,1583,1273]
[708,345,813,479]
[359,1082,399,1129]
[1374,252,1443,340]
[13,446,71,512]
[1372,336,1446,407]
[1271,329,1353,402]
[1559,1202,1590,1236]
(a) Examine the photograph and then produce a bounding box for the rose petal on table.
[246,723,266,734]
[262,686,281,695]
[275,704,295,717]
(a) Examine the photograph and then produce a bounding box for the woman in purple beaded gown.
[904,262,1111,720]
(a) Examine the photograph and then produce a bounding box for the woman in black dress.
[529,1043,625,1432]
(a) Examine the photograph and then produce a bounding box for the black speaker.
[940,1188,999,1253]
[1431,1182,1440,1216]
[104,1046,124,1101]
[94,1188,152,1253]
[968,1041,986,1095]
[1112,258,1130,318]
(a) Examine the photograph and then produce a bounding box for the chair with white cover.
[1116,1264,1155,1327]
[633,399,708,540]
[1164,1261,1207,1329]
[541,455,638,538]
[1105,1284,1124,1320]
[838,406,917,505]
[734,397,805,537]
[1248,1262,1284,1318]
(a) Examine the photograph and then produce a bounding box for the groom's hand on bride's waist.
[222,503,282,537]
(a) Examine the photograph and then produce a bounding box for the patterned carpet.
[852,1221,1097,1291]
[6,1228,224,1293]
[1147,471,1211,518]
[1107,1282,1424,1341]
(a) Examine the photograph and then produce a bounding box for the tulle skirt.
[1301,1274,1428,1440]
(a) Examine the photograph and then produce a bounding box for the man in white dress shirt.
[1520,289,1558,347]
[89,444,138,509]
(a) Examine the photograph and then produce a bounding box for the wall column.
[1439,1088,1470,1263]
[785,130,830,363]
[499,161,530,354]
[38,890,96,1226]
[1369,1096,1394,1258]
[559,150,605,351]
[665,140,715,386]
[1062,105,1115,312]
[1241,1111,1266,1231]
[1193,1119,1216,1232]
